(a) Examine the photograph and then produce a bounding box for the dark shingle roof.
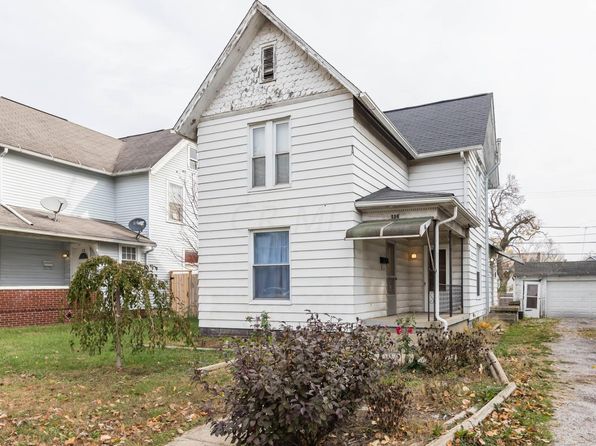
[0,97,182,174]
[515,261,596,278]
[384,93,493,154]
[357,187,454,202]
[116,130,183,173]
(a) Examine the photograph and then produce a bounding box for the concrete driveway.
[549,318,596,445]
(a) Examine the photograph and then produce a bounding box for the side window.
[167,182,183,223]
[184,249,198,268]
[251,126,266,188]
[121,246,137,263]
[253,230,290,299]
[189,146,199,170]
[274,121,290,185]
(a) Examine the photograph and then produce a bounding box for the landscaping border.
[425,350,516,446]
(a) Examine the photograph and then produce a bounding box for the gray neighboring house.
[514,261,596,318]
[0,97,198,327]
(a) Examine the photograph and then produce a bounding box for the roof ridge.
[0,96,69,121]
[384,92,493,114]
[120,128,170,140]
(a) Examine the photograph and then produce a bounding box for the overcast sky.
[1,0,595,258]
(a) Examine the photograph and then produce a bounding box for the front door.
[524,281,540,318]
[386,243,396,315]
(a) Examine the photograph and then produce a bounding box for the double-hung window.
[253,230,290,299]
[250,120,290,188]
[189,146,199,170]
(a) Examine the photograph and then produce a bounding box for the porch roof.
[355,187,481,228]
[346,217,432,240]
[0,204,155,247]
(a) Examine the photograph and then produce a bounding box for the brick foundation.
[0,288,69,327]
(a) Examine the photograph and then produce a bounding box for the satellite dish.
[128,218,147,239]
[41,197,68,221]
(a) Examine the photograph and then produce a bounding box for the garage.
[546,279,596,317]
[514,261,596,318]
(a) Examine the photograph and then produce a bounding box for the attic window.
[261,44,275,82]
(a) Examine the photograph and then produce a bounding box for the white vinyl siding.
[115,173,149,234]
[147,141,190,280]
[409,154,465,202]
[0,235,70,286]
[2,152,115,220]
[196,92,357,329]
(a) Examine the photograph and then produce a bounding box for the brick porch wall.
[0,288,69,327]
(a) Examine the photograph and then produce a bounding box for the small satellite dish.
[40,197,68,221]
[128,218,147,239]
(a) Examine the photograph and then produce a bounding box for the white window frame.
[166,180,184,224]
[249,228,291,303]
[476,243,482,296]
[120,245,138,263]
[248,119,291,191]
[188,145,199,170]
[260,42,276,83]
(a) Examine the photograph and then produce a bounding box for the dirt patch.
[550,318,596,445]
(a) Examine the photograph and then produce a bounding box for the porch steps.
[488,305,520,322]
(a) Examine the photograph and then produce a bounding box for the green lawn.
[0,324,229,446]
[457,318,560,445]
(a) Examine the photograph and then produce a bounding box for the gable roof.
[174,0,416,159]
[116,129,183,173]
[384,93,493,154]
[0,97,182,175]
[0,96,123,172]
[515,261,596,277]
[356,187,454,203]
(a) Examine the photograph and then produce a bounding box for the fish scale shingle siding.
[203,22,343,117]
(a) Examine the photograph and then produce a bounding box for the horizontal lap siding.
[464,152,487,318]
[351,110,409,320]
[2,152,115,220]
[115,173,149,235]
[409,155,464,201]
[147,143,190,281]
[0,235,69,286]
[196,93,357,329]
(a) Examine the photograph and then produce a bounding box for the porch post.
[449,230,453,317]
[461,236,464,314]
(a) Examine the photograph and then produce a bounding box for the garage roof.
[515,261,596,277]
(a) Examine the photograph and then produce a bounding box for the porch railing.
[428,284,464,319]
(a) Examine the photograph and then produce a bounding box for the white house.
[174,1,501,334]
[0,97,198,326]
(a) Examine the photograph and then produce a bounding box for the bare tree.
[489,174,541,294]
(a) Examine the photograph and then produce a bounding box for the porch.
[345,188,482,326]
[362,312,469,329]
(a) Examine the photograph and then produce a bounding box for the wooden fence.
[169,270,198,317]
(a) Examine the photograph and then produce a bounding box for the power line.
[541,225,596,229]
[512,241,596,245]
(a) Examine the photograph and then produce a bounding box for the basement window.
[261,44,275,82]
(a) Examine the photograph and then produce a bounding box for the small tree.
[68,256,192,369]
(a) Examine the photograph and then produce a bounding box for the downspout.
[435,207,458,330]
[484,139,501,314]
[460,151,467,207]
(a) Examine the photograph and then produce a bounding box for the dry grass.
[0,324,230,446]
[578,327,596,339]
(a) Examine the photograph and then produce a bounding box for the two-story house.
[174,1,500,334]
[0,97,198,326]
